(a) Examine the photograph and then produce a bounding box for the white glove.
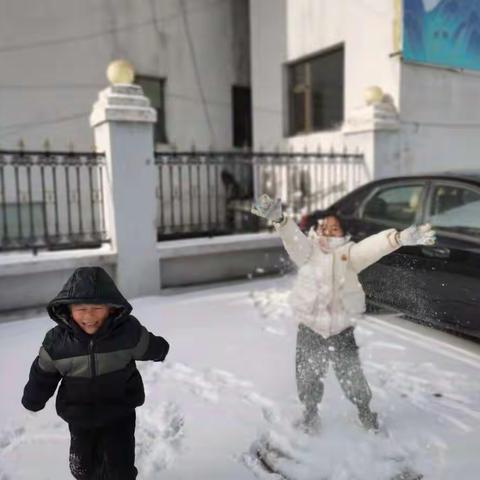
[399,223,436,246]
[251,194,283,222]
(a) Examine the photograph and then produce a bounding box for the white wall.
[250,0,400,153]
[0,0,249,151]
[249,0,400,201]
[398,62,480,174]
[250,0,480,180]
[249,0,287,150]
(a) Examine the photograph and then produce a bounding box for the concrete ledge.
[160,246,287,288]
[0,246,118,312]
[157,232,287,288]
[0,244,117,277]
[0,233,288,313]
[156,231,282,258]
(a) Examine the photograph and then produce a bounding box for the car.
[300,171,480,340]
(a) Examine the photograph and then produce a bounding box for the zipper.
[312,252,334,335]
[89,339,96,378]
[88,338,98,425]
[330,253,336,337]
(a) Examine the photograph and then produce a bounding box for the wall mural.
[403,0,480,71]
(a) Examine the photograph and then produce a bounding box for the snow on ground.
[1,275,480,479]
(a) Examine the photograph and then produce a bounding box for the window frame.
[423,179,480,245]
[358,181,427,230]
[286,44,345,137]
[135,74,167,145]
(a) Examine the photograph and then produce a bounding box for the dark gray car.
[303,171,480,339]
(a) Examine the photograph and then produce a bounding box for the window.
[136,75,167,144]
[288,46,344,135]
[232,85,252,148]
[362,185,423,228]
[427,185,480,238]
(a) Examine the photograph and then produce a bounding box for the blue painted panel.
[403,0,480,71]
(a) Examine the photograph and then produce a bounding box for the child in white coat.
[252,195,436,432]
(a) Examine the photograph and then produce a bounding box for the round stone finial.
[106,59,135,85]
[364,86,384,106]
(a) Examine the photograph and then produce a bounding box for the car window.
[362,184,423,228]
[335,185,372,217]
[427,185,480,238]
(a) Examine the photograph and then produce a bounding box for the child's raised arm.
[251,194,313,268]
[273,216,313,267]
[349,223,436,273]
[22,333,62,412]
[349,228,399,273]
[131,318,170,362]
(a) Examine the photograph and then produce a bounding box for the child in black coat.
[22,266,170,479]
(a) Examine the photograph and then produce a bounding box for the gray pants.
[295,324,372,412]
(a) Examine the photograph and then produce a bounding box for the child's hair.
[306,209,347,234]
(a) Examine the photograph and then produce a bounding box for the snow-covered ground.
[1,275,480,480]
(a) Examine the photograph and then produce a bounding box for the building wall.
[249,0,287,150]
[0,0,249,151]
[249,0,399,200]
[398,62,480,174]
[250,0,400,154]
[250,0,480,181]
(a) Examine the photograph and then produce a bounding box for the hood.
[47,266,132,335]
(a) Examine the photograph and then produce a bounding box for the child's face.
[316,216,344,237]
[70,304,111,335]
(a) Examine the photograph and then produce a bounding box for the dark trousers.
[68,413,138,480]
[295,324,372,412]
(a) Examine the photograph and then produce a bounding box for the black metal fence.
[0,149,109,253]
[0,148,368,251]
[154,149,368,240]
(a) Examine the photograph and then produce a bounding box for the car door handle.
[421,246,450,259]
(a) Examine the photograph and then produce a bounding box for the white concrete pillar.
[90,84,160,298]
[343,97,401,180]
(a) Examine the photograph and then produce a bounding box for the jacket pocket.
[94,369,128,401]
[60,376,92,404]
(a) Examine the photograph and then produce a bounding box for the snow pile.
[243,407,441,480]
[135,399,185,475]
[1,276,479,479]
[250,286,292,336]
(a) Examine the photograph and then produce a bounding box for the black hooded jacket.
[21,266,169,428]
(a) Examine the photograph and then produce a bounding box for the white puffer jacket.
[274,217,400,338]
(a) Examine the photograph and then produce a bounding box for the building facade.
[250,0,480,178]
[0,0,251,151]
[2,1,480,177]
